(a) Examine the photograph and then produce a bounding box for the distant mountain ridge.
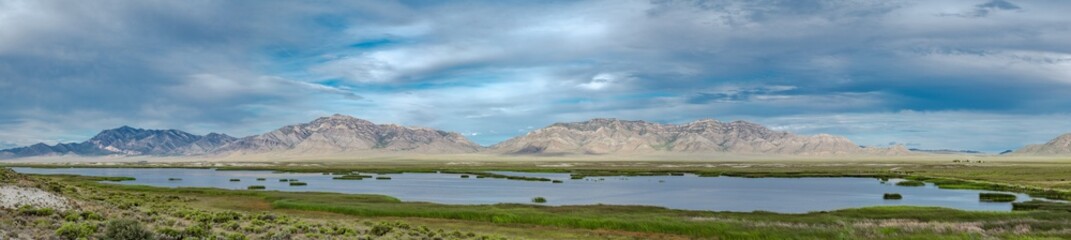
[1014,133,1071,155]
[2,115,911,159]
[215,114,481,154]
[0,126,235,158]
[490,118,908,155]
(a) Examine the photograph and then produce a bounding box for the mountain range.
[0,114,480,159]
[20,114,1061,159]
[489,118,907,155]
[1013,133,1071,155]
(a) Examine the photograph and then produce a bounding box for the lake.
[11,167,1037,213]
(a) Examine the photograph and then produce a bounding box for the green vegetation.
[289,182,307,186]
[979,193,1017,202]
[375,176,392,180]
[168,178,182,181]
[442,171,554,182]
[229,178,240,182]
[103,219,154,240]
[8,160,1071,239]
[55,222,95,240]
[883,193,902,200]
[895,180,925,187]
[552,180,563,183]
[18,205,55,216]
[256,178,266,181]
[332,174,373,180]
[532,197,547,203]
[278,179,289,182]
[1013,200,1071,212]
[247,185,266,190]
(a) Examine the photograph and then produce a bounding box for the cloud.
[972,0,1022,17]
[2,0,1070,151]
[577,72,634,91]
[686,85,798,104]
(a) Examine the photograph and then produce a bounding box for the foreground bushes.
[55,222,96,240]
[104,219,154,240]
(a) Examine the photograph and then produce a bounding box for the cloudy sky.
[1,0,1070,152]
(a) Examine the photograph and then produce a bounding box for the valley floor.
[3,157,1071,239]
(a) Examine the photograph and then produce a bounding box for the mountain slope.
[216,114,480,154]
[490,118,906,155]
[0,127,235,158]
[1014,133,1071,155]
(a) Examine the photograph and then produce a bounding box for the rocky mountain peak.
[308,114,376,128]
[1014,132,1071,155]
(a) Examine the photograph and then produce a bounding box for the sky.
[1,0,1070,152]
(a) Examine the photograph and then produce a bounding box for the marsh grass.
[332,175,372,180]
[979,193,1016,202]
[896,180,925,187]
[1013,200,1071,211]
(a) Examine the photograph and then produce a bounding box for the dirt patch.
[0,185,72,211]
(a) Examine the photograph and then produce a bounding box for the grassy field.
[4,158,1071,239]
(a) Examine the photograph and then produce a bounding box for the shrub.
[979,193,1017,202]
[156,227,182,240]
[895,180,925,187]
[532,197,547,203]
[183,223,211,238]
[883,193,902,200]
[82,211,105,221]
[64,212,82,222]
[56,222,96,240]
[225,232,248,240]
[370,223,393,236]
[247,185,266,190]
[18,205,54,216]
[103,219,154,240]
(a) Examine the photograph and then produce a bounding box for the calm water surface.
[12,167,1036,213]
